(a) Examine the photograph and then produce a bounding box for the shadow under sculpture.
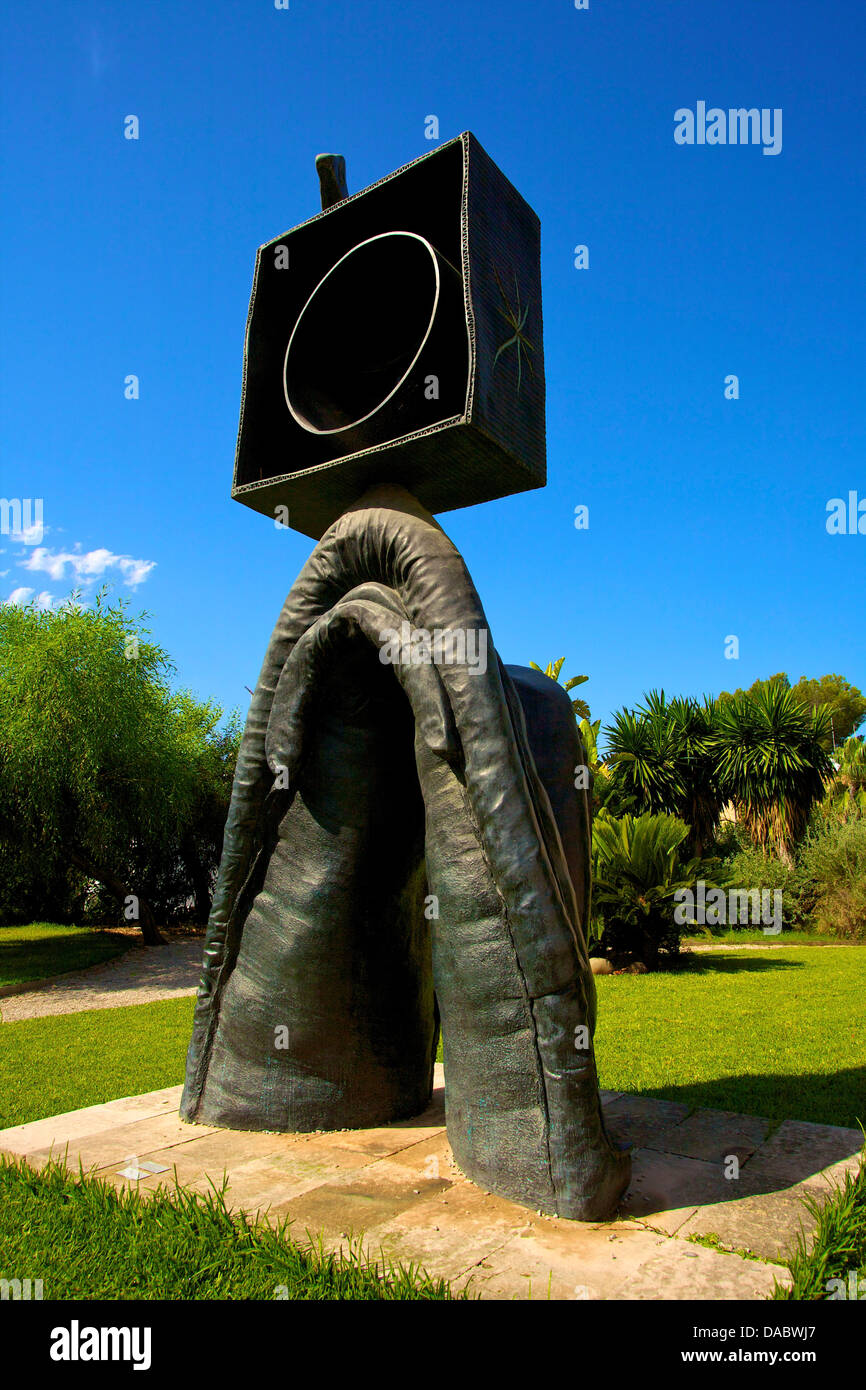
[181,487,630,1220]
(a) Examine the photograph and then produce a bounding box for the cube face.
[232,132,546,539]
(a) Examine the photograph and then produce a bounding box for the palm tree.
[664,695,722,854]
[577,716,603,771]
[826,735,866,816]
[603,692,723,853]
[603,697,681,814]
[711,684,833,862]
[529,658,591,720]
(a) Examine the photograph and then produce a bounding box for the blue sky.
[1,0,863,735]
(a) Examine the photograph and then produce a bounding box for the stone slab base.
[3,1067,862,1300]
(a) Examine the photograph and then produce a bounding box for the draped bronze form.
[184,137,629,1219]
[181,488,630,1220]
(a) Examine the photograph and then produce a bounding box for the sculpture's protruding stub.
[315,153,349,210]
[232,132,546,539]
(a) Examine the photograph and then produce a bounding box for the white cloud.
[3,588,58,609]
[19,546,156,589]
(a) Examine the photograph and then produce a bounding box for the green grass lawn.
[0,1155,462,1300]
[1,947,863,1302]
[2,947,863,1135]
[593,946,866,1129]
[0,923,128,990]
[0,996,196,1129]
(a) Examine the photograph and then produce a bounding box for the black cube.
[232,131,546,539]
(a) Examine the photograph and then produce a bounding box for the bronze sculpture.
[181,136,630,1220]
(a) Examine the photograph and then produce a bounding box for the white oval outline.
[282,230,442,436]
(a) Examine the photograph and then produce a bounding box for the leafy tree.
[529,659,591,720]
[711,685,833,863]
[0,591,239,942]
[719,672,866,747]
[591,811,723,968]
[790,675,866,744]
[718,672,789,704]
[577,716,603,772]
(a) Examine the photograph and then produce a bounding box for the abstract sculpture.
[181,135,631,1221]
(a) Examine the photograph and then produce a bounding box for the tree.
[718,672,789,704]
[591,811,723,969]
[0,591,239,941]
[790,675,866,745]
[719,672,866,747]
[529,659,591,720]
[711,684,834,863]
[603,693,723,853]
[172,695,242,923]
[826,735,866,816]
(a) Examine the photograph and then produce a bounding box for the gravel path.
[0,939,203,1022]
[2,936,848,1023]
[685,941,849,952]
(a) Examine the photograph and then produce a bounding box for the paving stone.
[2,1082,849,1301]
[308,1118,445,1159]
[354,1181,533,1287]
[619,1148,733,1233]
[656,1108,771,1165]
[460,1219,666,1300]
[385,1130,455,1181]
[602,1095,691,1151]
[0,1086,183,1158]
[742,1120,864,1188]
[814,1152,865,1192]
[268,1156,453,1245]
[677,1182,821,1264]
[127,1134,389,1207]
[135,1125,300,1169]
[611,1239,790,1300]
[24,1112,221,1172]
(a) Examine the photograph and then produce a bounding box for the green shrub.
[722,844,810,931]
[591,811,724,968]
[798,813,866,942]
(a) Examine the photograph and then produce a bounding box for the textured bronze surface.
[181,489,628,1221]
[232,133,546,539]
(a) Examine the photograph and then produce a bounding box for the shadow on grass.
[0,931,125,989]
[666,953,805,975]
[608,1065,866,1135]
